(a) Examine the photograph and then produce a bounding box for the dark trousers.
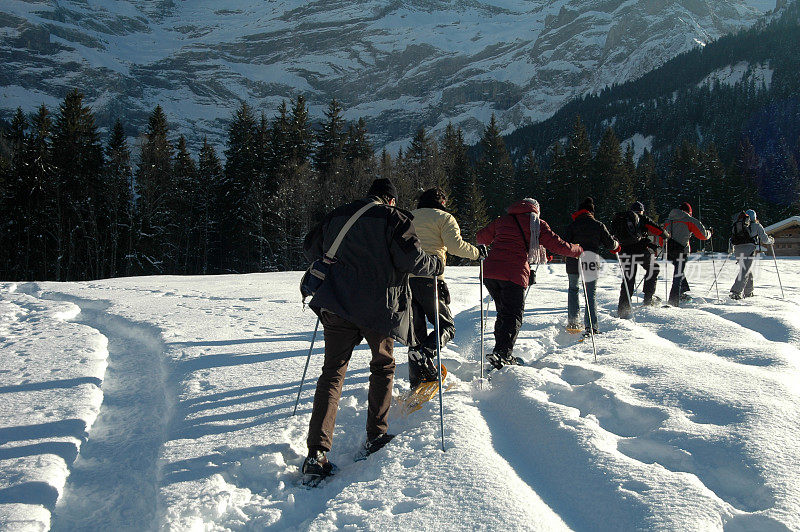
[618,251,660,311]
[668,253,691,305]
[306,310,395,452]
[409,277,455,386]
[484,278,525,356]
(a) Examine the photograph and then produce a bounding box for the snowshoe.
[729,292,742,300]
[399,364,448,415]
[617,307,632,319]
[566,321,583,334]
[486,351,523,370]
[301,450,338,488]
[743,291,754,298]
[354,433,396,462]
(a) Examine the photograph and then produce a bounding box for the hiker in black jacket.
[564,197,620,333]
[616,201,668,318]
[301,178,443,484]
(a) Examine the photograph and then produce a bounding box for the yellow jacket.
[411,207,479,278]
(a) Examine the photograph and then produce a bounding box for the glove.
[433,256,445,277]
[647,242,659,252]
[610,242,621,255]
[438,279,451,305]
[476,244,489,259]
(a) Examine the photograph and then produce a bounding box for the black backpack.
[730,211,755,245]
[611,210,642,247]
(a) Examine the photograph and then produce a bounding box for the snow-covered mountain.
[0,0,780,151]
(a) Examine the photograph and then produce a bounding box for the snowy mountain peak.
[0,1,776,151]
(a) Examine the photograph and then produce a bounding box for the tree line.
[0,86,795,282]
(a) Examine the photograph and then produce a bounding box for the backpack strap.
[512,214,530,251]
[324,200,379,261]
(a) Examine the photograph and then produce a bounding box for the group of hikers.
[298,178,776,484]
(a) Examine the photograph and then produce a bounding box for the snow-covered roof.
[765,216,800,234]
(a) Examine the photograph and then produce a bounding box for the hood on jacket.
[571,209,593,221]
[508,198,540,215]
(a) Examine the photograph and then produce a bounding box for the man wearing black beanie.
[300,178,443,486]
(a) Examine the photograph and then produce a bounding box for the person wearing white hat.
[730,209,773,299]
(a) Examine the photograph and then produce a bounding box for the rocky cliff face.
[0,1,776,151]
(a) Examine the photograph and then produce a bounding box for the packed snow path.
[0,257,798,530]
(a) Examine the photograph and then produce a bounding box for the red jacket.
[477,200,582,288]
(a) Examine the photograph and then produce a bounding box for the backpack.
[300,200,378,305]
[730,211,755,245]
[611,211,642,247]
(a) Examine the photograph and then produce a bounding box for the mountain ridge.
[0,0,778,151]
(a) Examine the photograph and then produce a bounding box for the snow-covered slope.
[0,0,777,151]
[1,256,798,530]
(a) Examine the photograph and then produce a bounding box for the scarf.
[522,198,547,264]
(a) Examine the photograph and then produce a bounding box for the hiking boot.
[583,327,599,337]
[642,295,661,307]
[487,351,520,369]
[730,292,742,300]
[409,347,439,384]
[302,449,338,486]
[618,307,632,319]
[355,433,396,461]
[743,291,754,298]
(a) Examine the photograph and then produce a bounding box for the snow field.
[0,256,798,530]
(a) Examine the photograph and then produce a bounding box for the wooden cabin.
[764,216,800,256]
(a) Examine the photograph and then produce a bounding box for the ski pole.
[616,253,635,320]
[663,238,669,306]
[706,252,732,297]
[770,244,785,299]
[434,278,446,452]
[709,234,720,302]
[292,317,320,416]
[479,259,485,383]
[579,254,598,363]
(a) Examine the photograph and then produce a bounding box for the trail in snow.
[2,260,798,530]
[42,293,172,532]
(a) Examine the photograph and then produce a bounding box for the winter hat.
[520,198,541,215]
[746,209,757,222]
[680,202,693,215]
[630,201,645,214]
[368,178,398,201]
[418,187,448,210]
[579,197,595,213]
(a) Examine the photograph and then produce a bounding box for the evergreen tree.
[314,99,346,193]
[400,126,441,209]
[476,114,515,218]
[173,135,198,273]
[440,123,471,218]
[665,140,703,218]
[516,148,544,200]
[0,109,28,278]
[635,149,658,218]
[104,120,134,277]
[593,127,631,222]
[20,105,55,279]
[288,95,314,164]
[135,105,175,274]
[564,116,593,207]
[547,142,572,231]
[220,102,262,273]
[51,89,104,280]
[197,138,222,274]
